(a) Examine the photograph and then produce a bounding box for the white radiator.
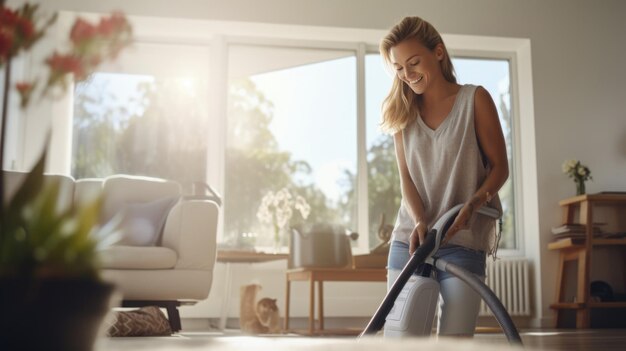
[479,258,531,317]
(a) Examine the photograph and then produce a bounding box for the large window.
[67,27,522,253]
[223,45,357,250]
[71,43,211,191]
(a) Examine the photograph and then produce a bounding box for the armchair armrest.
[161,199,219,270]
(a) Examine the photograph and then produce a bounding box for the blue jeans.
[387,240,486,281]
[386,240,487,335]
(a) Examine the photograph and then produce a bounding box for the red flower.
[0,7,19,27]
[15,81,35,108]
[15,81,33,94]
[70,18,97,44]
[1,6,17,61]
[97,12,129,36]
[1,4,41,58]
[45,52,86,80]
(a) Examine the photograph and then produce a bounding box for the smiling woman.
[366,53,516,251]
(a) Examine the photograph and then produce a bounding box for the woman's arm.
[446,86,509,240]
[394,132,428,254]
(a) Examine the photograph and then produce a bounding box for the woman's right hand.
[409,222,428,255]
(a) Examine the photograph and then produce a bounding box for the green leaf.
[4,146,47,227]
[1,148,47,270]
[1,143,108,278]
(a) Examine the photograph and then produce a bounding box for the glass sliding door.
[224,44,357,251]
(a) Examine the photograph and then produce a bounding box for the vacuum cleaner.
[359,204,523,346]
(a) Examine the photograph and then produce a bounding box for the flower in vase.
[562,159,592,195]
[256,188,310,248]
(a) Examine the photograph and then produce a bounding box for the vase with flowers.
[0,3,132,350]
[562,159,592,196]
[256,187,310,253]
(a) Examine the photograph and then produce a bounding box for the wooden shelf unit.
[549,193,626,328]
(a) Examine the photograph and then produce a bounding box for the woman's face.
[389,38,444,95]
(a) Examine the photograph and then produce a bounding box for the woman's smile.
[409,75,423,85]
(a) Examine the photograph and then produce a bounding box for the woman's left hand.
[442,202,477,245]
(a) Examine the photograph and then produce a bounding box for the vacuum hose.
[435,259,523,345]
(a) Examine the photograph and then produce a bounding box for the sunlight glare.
[177,77,197,97]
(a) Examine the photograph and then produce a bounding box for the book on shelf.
[551,232,626,245]
[552,232,586,240]
[596,232,626,239]
[551,223,604,235]
[549,236,585,247]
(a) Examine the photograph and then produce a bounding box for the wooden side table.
[284,267,386,335]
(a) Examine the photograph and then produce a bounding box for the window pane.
[71,43,211,190]
[224,45,357,251]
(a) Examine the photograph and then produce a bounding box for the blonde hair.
[379,16,456,133]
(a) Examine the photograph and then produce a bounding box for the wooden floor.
[99,329,626,351]
[477,329,626,351]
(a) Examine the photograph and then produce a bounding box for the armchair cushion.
[100,246,177,269]
[115,196,179,246]
[101,175,181,223]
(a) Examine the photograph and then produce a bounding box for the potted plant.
[0,3,132,349]
[0,152,120,350]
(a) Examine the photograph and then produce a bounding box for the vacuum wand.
[359,228,438,337]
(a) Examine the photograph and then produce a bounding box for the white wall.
[8,0,626,327]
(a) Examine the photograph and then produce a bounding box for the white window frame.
[34,13,537,257]
[221,38,368,252]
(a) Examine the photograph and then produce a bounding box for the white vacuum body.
[383,274,440,337]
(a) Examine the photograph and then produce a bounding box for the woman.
[381,16,509,337]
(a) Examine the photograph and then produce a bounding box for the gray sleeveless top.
[392,84,502,254]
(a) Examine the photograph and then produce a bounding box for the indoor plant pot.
[0,276,116,350]
[0,152,121,351]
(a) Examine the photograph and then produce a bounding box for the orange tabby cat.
[239,284,282,334]
[256,297,281,334]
